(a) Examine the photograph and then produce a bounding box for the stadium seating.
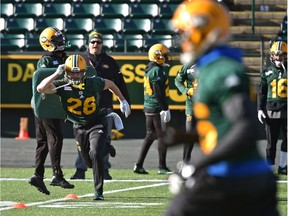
[151,18,177,35]
[25,33,43,51]
[0,18,6,33]
[122,18,152,34]
[114,34,144,52]
[15,3,43,18]
[1,33,26,51]
[72,3,101,18]
[102,34,115,52]
[35,18,64,33]
[158,3,178,19]
[6,17,35,34]
[101,3,130,18]
[1,3,14,18]
[43,3,72,18]
[143,35,175,52]
[64,18,93,34]
[130,3,159,18]
[66,33,87,51]
[94,18,123,34]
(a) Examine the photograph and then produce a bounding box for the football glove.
[160,110,171,122]
[120,99,131,118]
[257,110,266,124]
[187,88,194,96]
[56,64,66,76]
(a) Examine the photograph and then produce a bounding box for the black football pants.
[164,170,278,216]
[136,113,168,169]
[73,118,107,193]
[183,115,197,162]
[265,117,287,165]
[34,116,63,178]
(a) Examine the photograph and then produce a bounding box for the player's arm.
[174,71,188,95]
[104,79,131,117]
[37,64,65,94]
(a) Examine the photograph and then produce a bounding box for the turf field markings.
[0,182,168,211]
[0,178,167,182]
[39,201,163,209]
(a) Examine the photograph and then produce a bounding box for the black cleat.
[93,190,104,200]
[109,145,116,157]
[28,175,50,195]
[278,166,287,175]
[133,164,149,174]
[104,169,112,180]
[50,176,75,189]
[70,169,85,180]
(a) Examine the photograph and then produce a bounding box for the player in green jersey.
[133,43,172,175]
[174,64,198,163]
[37,54,130,200]
[257,40,287,175]
[163,0,278,215]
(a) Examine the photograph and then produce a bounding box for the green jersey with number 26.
[53,77,105,125]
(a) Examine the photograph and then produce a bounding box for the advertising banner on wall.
[1,54,187,110]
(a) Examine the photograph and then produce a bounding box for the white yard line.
[0,181,168,211]
[0,178,167,182]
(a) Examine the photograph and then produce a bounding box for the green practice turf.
[0,168,287,216]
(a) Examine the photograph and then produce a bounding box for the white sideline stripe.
[0,178,167,182]
[0,182,168,211]
[0,178,287,183]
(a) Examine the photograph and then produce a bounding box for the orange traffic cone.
[12,203,28,208]
[15,117,30,139]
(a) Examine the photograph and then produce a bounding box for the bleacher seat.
[151,18,177,35]
[102,34,115,52]
[6,17,35,34]
[43,3,72,18]
[158,4,178,19]
[35,18,64,33]
[66,33,86,51]
[94,18,122,34]
[0,18,6,33]
[101,3,130,18]
[15,3,43,18]
[72,3,101,18]
[65,18,93,34]
[122,18,152,34]
[114,34,144,52]
[144,34,172,48]
[130,3,159,18]
[1,3,14,18]
[1,33,25,51]
[25,33,43,51]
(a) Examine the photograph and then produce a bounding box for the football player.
[163,0,278,215]
[133,44,173,175]
[257,40,287,175]
[36,54,130,200]
[29,27,74,195]
[174,64,198,163]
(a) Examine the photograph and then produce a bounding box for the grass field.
[0,168,287,216]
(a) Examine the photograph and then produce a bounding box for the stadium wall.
[1,54,265,139]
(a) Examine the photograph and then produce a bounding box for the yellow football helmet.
[270,41,287,68]
[171,0,231,64]
[64,55,87,85]
[148,43,170,65]
[39,27,68,52]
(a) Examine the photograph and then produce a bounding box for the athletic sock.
[279,151,287,168]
